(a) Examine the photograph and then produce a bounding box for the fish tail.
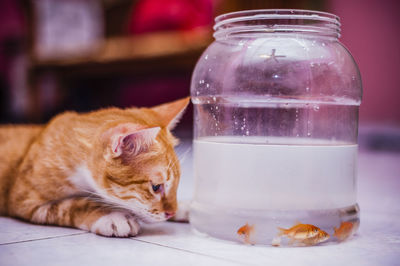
[249,224,255,233]
[277,227,287,236]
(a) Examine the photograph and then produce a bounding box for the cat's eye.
[152,184,161,193]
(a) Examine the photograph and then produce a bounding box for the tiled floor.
[1,142,400,266]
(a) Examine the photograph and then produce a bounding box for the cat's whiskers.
[89,195,129,212]
[79,188,124,207]
[90,188,155,219]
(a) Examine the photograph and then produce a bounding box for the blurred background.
[0,0,399,149]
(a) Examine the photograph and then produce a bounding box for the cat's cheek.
[89,212,140,237]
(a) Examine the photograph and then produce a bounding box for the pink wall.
[327,0,400,125]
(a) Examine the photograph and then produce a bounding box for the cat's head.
[91,97,189,223]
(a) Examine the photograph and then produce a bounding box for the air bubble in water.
[199,80,205,84]
[307,132,311,137]
[245,130,250,136]
[313,105,320,111]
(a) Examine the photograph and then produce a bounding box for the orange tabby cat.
[0,97,190,237]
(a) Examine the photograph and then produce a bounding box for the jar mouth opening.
[214,9,341,39]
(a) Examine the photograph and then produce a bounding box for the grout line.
[0,232,89,246]
[131,238,254,266]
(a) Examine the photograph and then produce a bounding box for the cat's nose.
[165,211,175,219]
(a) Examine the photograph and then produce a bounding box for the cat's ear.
[151,97,190,130]
[103,123,160,158]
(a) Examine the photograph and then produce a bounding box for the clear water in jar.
[190,96,360,246]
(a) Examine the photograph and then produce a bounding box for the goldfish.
[277,222,330,246]
[237,223,255,244]
[334,221,358,241]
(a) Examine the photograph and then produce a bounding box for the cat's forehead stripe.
[119,195,135,200]
[106,176,148,187]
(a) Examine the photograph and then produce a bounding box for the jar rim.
[214,9,341,39]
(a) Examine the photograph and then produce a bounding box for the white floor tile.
[0,233,241,266]
[0,217,85,245]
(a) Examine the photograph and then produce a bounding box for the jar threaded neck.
[214,9,341,39]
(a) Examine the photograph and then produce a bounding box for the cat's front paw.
[90,212,140,237]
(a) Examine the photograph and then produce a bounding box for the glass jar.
[190,10,362,246]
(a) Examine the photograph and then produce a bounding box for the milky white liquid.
[193,137,357,210]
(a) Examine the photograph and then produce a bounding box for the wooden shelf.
[30,29,212,76]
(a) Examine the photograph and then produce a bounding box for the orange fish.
[237,223,255,244]
[278,222,330,246]
[334,221,357,241]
